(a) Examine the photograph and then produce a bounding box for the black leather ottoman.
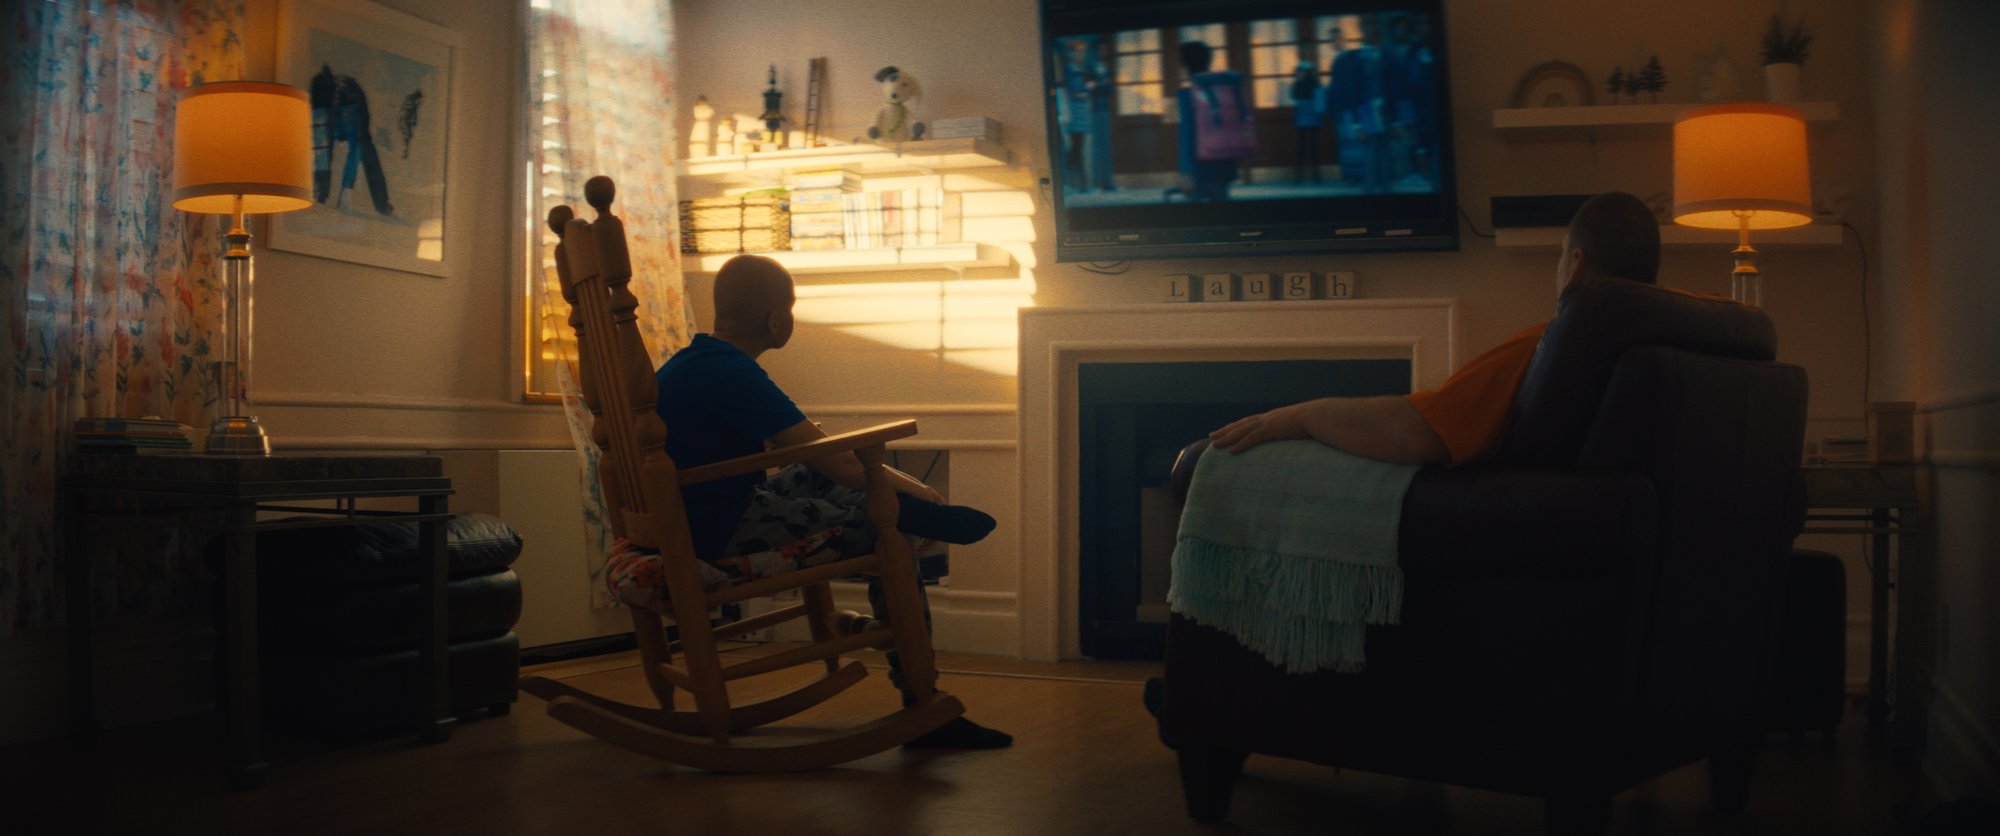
[256,512,524,738]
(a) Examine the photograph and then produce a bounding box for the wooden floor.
[8,644,1941,835]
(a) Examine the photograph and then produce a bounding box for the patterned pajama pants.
[712,464,934,689]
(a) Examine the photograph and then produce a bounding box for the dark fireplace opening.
[1078,358,1411,660]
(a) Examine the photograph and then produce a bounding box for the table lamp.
[172,81,314,454]
[1671,102,1814,308]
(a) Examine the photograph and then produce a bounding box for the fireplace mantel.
[1015,299,1459,660]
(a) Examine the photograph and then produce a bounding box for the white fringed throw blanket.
[1166,440,1421,673]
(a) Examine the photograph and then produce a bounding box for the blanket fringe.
[1166,535,1403,674]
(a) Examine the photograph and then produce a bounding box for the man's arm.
[767,419,942,501]
[1208,395,1448,464]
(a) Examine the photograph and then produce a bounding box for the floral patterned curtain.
[0,0,247,636]
[527,0,693,607]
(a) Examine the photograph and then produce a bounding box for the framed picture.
[270,0,458,276]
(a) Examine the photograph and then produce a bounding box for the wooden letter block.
[1201,273,1238,302]
[1325,271,1356,299]
[1280,272,1316,300]
[1163,274,1197,303]
[1240,272,1275,300]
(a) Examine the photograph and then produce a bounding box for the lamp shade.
[1672,103,1813,230]
[171,81,314,215]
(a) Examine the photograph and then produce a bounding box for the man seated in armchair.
[1149,191,1663,684]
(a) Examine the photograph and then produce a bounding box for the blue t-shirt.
[656,333,808,557]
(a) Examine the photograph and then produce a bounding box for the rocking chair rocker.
[518,176,963,772]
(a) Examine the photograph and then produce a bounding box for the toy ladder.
[804,57,826,147]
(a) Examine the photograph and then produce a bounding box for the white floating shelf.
[679,137,1010,183]
[686,242,1010,275]
[1495,224,1846,250]
[1493,101,1840,141]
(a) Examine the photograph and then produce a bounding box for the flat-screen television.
[1038,0,1457,262]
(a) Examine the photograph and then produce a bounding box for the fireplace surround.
[1017,299,1459,660]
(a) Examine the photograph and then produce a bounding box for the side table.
[1798,463,1922,738]
[66,454,456,788]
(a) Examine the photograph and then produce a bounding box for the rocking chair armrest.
[676,419,920,486]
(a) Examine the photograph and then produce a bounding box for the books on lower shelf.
[788,187,958,251]
[73,416,195,454]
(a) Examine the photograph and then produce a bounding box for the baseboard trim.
[259,393,558,414]
[274,436,568,451]
[520,632,638,666]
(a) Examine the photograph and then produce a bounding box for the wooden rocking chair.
[518,176,964,772]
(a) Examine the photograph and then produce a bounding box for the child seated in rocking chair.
[656,253,1012,750]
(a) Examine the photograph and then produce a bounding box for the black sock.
[903,715,1014,750]
[895,495,996,545]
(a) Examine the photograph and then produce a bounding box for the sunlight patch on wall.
[777,176,1038,378]
[794,277,1035,377]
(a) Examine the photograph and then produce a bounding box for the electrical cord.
[1841,220,1876,577]
[1079,260,1131,275]
[1458,204,1495,239]
[1843,221,1872,405]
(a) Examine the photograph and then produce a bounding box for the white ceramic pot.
[1763,62,1802,102]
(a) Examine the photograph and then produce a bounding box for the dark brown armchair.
[1159,276,1809,835]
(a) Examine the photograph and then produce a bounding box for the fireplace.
[1018,299,1458,660]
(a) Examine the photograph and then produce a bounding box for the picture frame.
[1510,60,1593,109]
[269,0,458,277]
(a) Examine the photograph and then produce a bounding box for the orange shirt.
[1405,323,1547,466]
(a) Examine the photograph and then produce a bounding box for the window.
[1247,19,1303,108]
[1177,23,1229,72]
[1113,29,1165,116]
[519,0,683,402]
[1314,15,1360,78]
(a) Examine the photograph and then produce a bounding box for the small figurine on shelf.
[759,64,788,150]
[867,66,925,144]
[690,95,715,158]
[734,114,766,153]
[717,115,738,155]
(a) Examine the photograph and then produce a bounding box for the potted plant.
[1760,14,1813,101]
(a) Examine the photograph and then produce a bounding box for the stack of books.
[787,169,861,251]
[927,116,1001,142]
[74,416,194,455]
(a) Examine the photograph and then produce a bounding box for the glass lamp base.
[204,416,271,455]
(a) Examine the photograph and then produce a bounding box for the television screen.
[1039,0,1457,262]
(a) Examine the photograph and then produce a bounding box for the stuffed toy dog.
[867,66,925,143]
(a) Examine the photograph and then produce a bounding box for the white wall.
[1870,0,2000,801]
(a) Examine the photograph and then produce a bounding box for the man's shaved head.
[1565,192,1660,284]
[712,254,796,345]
